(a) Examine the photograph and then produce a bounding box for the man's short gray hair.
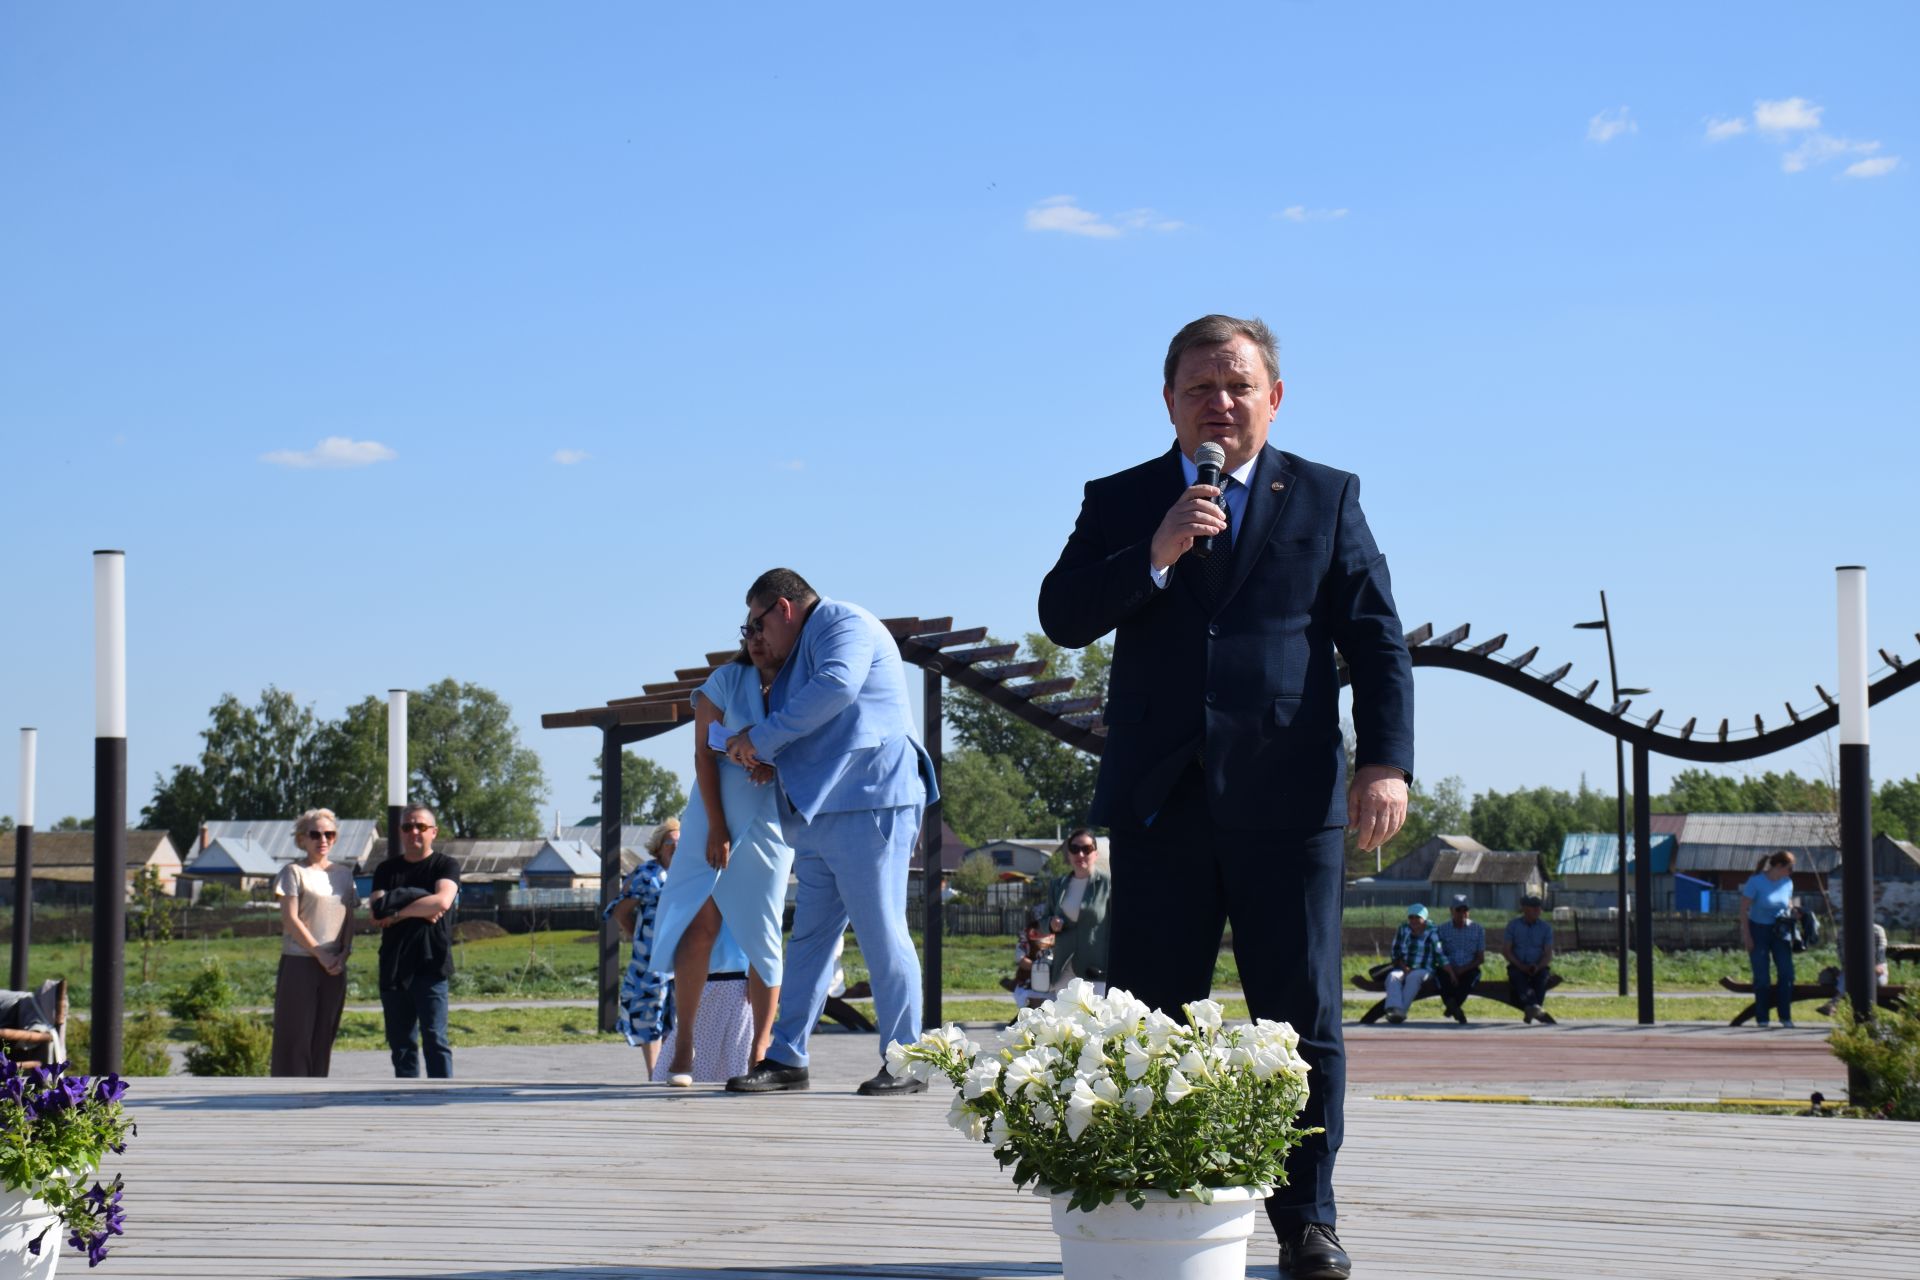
[1163,314,1280,388]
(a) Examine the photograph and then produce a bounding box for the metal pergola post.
[1633,743,1654,1025]
[599,727,625,1034]
[1836,568,1876,1103]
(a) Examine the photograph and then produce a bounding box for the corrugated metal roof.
[1430,849,1545,884]
[1666,812,1840,873]
[1557,833,1676,877]
[185,836,279,877]
[201,819,380,870]
[523,839,603,878]
[1376,835,1487,881]
[557,824,662,854]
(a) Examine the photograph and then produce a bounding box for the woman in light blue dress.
[651,634,794,1079]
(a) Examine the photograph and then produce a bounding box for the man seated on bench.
[1434,894,1485,1025]
[1384,904,1443,1024]
[1503,894,1555,1024]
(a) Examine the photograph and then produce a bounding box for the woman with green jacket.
[1035,829,1112,996]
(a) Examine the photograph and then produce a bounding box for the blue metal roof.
[1557,832,1675,877]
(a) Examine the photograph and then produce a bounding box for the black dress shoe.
[725,1058,809,1093]
[856,1067,927,1096]
[1279,1222,1351,1279]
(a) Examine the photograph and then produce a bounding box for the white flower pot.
[1047,1185,1265,1280]
[0,1186,61,1279]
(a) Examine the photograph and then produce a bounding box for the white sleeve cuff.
[1149,562,1172,589]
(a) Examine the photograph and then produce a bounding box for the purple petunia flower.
[92,1074,128,1104]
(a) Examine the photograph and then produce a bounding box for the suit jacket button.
[1206,691,1218,705]
[1208,624,1220,638]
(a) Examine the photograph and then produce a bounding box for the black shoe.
[1452,1007,1468,1025]
[856,1067,927,1096]
[1279,1222,1351,1279]
[725,1058,809,1093]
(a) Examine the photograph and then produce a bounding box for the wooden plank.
[639,677,703,696]
[674,665,722,681]
[977,660,1045,683]
[1004,677,1075,701]
[945,644,1018,666]
[911,627,989,649]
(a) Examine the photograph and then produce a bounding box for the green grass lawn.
[35,930,1912,1013]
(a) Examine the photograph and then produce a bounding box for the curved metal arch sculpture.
[547,614,1918,1032]
[1388,621,1920,764]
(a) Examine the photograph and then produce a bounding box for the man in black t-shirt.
[370,805,462,1078]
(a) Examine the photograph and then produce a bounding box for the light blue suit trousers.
[767,791,924,1068]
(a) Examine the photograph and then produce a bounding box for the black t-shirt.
[372,851,461,989]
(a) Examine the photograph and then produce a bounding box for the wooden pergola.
[541,616,1108,1032]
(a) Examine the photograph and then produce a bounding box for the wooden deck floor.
[111,1074,1918,1279]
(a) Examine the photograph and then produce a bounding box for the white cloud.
[1277,205,1349,223]
[1754,97,1823,134]
[1844,155,1901,179]
[1024,195,1181,238]
[774,459,806,472]
[1587,107,1637,144]
[259,436,397,468]
[1704,116,1749,141]
[552,449,589,465]
[1783,134,1880,174]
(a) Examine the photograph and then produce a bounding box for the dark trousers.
[1434,964,1481,1015]
[270,954,348,1077]
[1105,766,1345,1232]
[380,971,452,1078]
[1507,964,1551,1009]
[1749,930,1796,1025]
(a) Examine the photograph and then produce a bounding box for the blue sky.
[3,3,1916,829]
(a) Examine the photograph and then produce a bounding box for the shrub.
[183,1012,271,1077]
[1830,1000,1920,1120]
[165,958,235,1021]
[123,1010,174,1077]
[951,850,1000,900]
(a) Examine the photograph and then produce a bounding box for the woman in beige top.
[270,808,359,1076]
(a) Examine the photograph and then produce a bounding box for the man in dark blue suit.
[1038,314,1414,1279]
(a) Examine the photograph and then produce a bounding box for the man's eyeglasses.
[401,823,436,833]
[307,830,338,842]
[739,602,777,639]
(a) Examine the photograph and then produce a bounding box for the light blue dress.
[648,661,796,986]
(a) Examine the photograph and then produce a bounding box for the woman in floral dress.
[603,818,680,1073]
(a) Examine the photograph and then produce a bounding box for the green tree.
[942,749,1045,846]
[945,635,1109,829]
[127,865,175,984]
[950,849,1000,900]
[408,679,548,838]
[589,751,686,824]
[1874,775,1920,842]
[307,695,391,820]
[51,815,95,831]
[0,816,12,834]
[1468,778,1618,877]
[142,687,325,851]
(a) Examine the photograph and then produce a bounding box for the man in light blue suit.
[721,567,936,1096]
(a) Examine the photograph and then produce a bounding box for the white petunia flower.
[885,1040,911,1075]
[1077,1036,1108,1078]
[1178,1048,1211,1079]
[1186,999,1224,1031]
[962,1058,1003,1100]
[1164,1067,1195,1104]
[1064,1078,1101,1140]
[1031,1097,1057,1127]
[1091,1073,1121,1104]
[1123,1043,1153,1081]
[1143,1010,1183,1053]
[1123,1084,1155,1118]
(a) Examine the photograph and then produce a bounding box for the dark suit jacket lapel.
[1218,445,1295,610]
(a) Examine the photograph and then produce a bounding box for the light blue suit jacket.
[745,597,938,823]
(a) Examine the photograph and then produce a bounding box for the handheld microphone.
[1193,442,1227,559]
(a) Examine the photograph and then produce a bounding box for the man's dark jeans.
[1508,963,1551,1010]
[380,972,452,1078]
[1434,964,1481,1016]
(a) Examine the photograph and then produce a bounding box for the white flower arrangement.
[888,979,1318,1212]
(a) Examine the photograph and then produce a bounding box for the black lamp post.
[1576,592,1651,999]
